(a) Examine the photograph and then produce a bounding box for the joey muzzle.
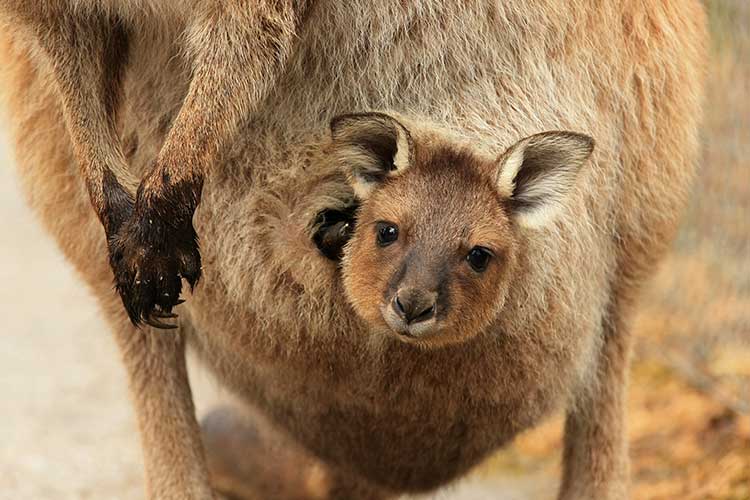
[382,287,439,339]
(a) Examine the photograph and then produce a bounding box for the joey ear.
[329,112,414,199]
[495,131,594,229]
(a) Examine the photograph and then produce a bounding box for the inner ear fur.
[496,131,595,229]
[329,112,414,199]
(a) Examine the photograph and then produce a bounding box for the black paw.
[108,207,201,329]
[313,205,358,261]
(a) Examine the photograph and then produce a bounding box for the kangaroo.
[0,1,707,499]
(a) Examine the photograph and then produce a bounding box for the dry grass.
[476,2,750,498]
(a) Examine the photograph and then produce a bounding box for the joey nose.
[393,288,437,324]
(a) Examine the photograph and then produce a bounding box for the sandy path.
[0,129,146,499]
[0,128,552,499]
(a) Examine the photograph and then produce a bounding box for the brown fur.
[0,1,707,499]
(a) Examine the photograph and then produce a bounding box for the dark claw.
[144,315,178,330]
[151,310,178,319]
[182,270,201,291]
[180,251,202,291]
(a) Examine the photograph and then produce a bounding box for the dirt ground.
[1,1,748,499]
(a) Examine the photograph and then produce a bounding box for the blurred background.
[0,1,747,499]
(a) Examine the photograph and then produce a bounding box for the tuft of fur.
[0,1,708,499]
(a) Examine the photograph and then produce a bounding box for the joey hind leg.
[201,406,390,500]
[558,292,632,500]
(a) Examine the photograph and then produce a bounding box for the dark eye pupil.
[467,247,491,272]
[376,223,399,246]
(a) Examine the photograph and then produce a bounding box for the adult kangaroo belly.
[175,1,610,491]
[188,300,570,492]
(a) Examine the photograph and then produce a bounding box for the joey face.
[343,156,517,347]
[329,113,594,348]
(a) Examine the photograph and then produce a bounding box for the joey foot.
[107,182,202,329]
[313,205,358,261]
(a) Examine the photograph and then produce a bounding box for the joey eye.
[466,246,493,272]
[376,222,399,247]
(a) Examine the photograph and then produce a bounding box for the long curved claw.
[144,315,178,330]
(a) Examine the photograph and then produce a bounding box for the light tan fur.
[0,1,707,499]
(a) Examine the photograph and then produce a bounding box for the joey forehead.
[365,152,510,249]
